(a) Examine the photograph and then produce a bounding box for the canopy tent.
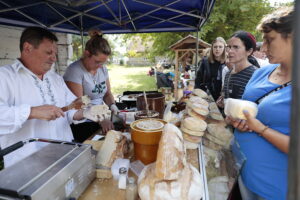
[0,0,215,35]
[1,1,300,199]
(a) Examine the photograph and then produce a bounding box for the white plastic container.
[224,98,258,120]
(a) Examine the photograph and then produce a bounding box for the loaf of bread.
[187,101,209,116]
[138,124,203,200]
[96,130,126,168]
[193,88,208,98]
[209,102,219,111]
[189,96,209,107]
[155,124,186,180]
[187,107,207,120]
[181,125,205,137]
[207,124,232,140]
[83,104,111,122]
[209,110,224,121]
[81,95,91,107]
[204,133,230,148]
[206,124,233,148]
[224,98,258,120]
[183,132,202,143]
[182,117,207,132]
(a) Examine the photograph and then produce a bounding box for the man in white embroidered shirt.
[0,27,84,168]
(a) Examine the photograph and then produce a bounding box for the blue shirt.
[235,64,291,200]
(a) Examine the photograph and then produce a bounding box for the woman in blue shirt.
[227,7,293,200]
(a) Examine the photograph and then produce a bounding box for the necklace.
[271,66,291,82]
[89,72,98,85]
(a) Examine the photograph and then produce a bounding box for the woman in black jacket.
[195,37,227,101]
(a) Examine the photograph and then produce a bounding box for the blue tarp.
[0,0,215,34]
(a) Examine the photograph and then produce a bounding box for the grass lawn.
[107,64,157,95]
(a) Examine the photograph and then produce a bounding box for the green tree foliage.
[122,0,273,60]
[200,0,272,42]
[141,32,191,60]
[123,32,191,61]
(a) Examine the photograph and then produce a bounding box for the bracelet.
[259,126,269,137]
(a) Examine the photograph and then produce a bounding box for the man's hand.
[99,119,114,134]
[29,105,65,121]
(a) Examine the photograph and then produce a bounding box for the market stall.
[0,89,238,200]
[0,1,240,200]
[1,1,300,200]
[75,88,238,200]
[169,35,211,100]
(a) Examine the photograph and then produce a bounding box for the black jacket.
[195,57,225,100]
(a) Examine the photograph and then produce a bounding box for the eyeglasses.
[226,45,242,51]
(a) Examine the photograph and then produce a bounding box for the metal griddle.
[0,138,95,200]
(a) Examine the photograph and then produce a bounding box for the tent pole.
[80,15,84,55]
[174,50,179,100]
[288,1,300,199]
[195,30,199,76]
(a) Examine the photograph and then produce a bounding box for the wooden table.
[79,136,236,200]
[79,139,200,200]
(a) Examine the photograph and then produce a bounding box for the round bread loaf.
[187,101,209,116]
[188,96,209,107]
[209,102,218,111]
[183,132,202,143]
[224,98,258,120]
[209,110,224,121]
[181,126,205,137]
[193,88,208,98]
[187,107,206,120]
[204,133,229,147]
[182,117,207,132]
[207,124,232,142]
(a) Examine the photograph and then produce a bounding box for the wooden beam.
[176,48,203,52]
[178,50,191,61]
[174,50,179,100]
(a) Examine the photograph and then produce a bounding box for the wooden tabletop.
[78,139,200,200]
[79,136,236,200]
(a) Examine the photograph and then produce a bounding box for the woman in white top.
[64,30,118,142]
